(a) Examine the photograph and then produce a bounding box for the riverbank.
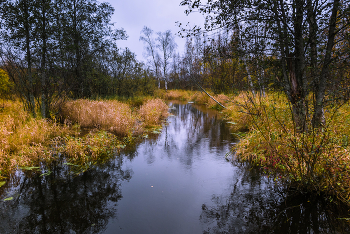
[3,89,350,206]
[157,89,350,205]
[224,93,350,206]
[0,98,168,179]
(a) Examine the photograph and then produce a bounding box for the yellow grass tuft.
[224,91,350,205]
[0,100,69,176]
[60,100,135,136]
[0,97,170,177]
[139,99,169,126]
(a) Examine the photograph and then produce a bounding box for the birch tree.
[140,26,161,88]
[157,30,177,90]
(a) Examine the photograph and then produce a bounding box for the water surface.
[0,103,349,234]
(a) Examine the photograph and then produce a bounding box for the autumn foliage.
[0,98,169,177]
[223,92,350,205]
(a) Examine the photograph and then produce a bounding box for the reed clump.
[61,130,124,171]
[60,100,135,136]
[0,100,69,176]
[0,97,170,178]
[139,98,169,126]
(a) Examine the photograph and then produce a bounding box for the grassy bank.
[159,89,350,205]
[0,98,169,178]
[155,89,231,109]
[221,92,350,205]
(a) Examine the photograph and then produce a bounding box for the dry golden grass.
[163,90,194,100]
[60,98,170,134]
[0,97,170,178]
[0,100,69,176]
[60,100,135,136]
[0,97,171,178]
[191,92,210,104]
[206,94,230,108]
[224,91,350,205]
[139,98,169,126]
[158,89,230,110]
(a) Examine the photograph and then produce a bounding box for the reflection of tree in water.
[0,158,132,234]
[200,166,350,234]
[160,103,236,167]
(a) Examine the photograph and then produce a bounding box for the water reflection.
[0,158,132,234]
[0,103,349,233]
[200,165,350,234]
[145,102,235,168]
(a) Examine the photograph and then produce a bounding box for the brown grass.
[158,89,230,109]
[60,100,135,136]
[139,98,169,126]
[0,100,69,176]
[223,91,350,205]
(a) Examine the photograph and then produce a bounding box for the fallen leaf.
[4,197,13,201]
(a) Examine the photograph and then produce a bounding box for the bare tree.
[140,26,161,88]
[157,30,177,90]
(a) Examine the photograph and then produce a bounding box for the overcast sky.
[108,0,205,63]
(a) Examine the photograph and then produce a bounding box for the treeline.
[147,30,268,94]
[139,26,249,94]
[168,33,247,93]
[0,0,156,118]
[165,29,350,99]
[178,0,350,130]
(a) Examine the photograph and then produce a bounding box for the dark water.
[0,103,349,234]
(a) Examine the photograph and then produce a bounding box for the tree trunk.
[312,0,339,128]
[243,59,255,96]
[24,0,36,117]
[41,0,47,118]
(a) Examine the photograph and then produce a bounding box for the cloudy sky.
[108,0,205,63]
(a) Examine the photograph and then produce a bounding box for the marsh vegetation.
[1,0,350,232]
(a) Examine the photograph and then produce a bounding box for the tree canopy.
[181,0,350,130]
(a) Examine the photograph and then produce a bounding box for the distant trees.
[140,26,177,89]
[140,27,161,88]
[0,0,155,118]
[161,32,246,93]
[157,30,177,90]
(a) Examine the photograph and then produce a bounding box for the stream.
[0,103,349,233]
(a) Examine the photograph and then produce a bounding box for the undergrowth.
[0,98,169,179]
[222,92,350,205]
